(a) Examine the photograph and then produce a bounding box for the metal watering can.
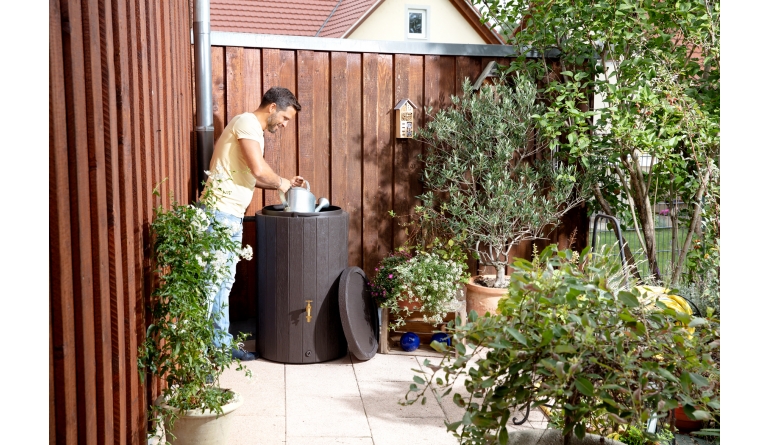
[278,180,330,213]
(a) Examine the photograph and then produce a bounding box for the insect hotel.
[394,98,417,139]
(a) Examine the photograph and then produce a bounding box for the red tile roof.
[318,0,379,38]
[210,0,340,36]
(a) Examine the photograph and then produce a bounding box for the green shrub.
[407,245,719,444]
[139,174,252,440]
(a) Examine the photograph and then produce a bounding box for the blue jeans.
[207,209,243,349]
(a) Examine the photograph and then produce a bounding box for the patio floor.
[217,341,549,445]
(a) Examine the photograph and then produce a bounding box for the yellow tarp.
[636,285,693,316]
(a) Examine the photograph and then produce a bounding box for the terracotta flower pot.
[465,275,509,316]
[673,405,704,433]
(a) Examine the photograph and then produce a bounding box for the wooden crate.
[378,304,466,356]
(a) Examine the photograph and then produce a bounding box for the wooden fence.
[49,0,194,443]
[210,38,588,323]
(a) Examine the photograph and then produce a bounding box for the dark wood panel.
[423,55,441,113]
[393,54,411,249]
[160,0,174,195]
[297,50,316,195]
[80,0,116,439]
[330,52,349,221]
[279,50,298,201]
[135,0,154,223]
[346,53,363,269]
[211,46,226,142]
[49,1,79,442]
[226,47,253,122]
[376,54,394,265]
[261,48,280,212]
[313,52,331,204]
[60,0,99,442]
[111,0,142,439]
[145,0,162,209]
[407,55,425,244]
[127,0,151,439]
[361,53,379,277]
[98,0,128,441]
[240,48,264,215]
[455,56,481,97]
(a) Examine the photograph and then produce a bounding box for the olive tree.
[415,75,585,288]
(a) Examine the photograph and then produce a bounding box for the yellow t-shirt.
[204,113,265,217]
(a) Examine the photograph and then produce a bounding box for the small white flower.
[240,245,254,261]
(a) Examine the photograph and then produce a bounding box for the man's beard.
[266,113,280,133]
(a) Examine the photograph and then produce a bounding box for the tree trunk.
[670,175,679,274]
[671,165,712,284]
[591,183,641,281]
[624,154,660,280]
[494,264,507,288]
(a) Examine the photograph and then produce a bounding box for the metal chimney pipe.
[193,0,214,193]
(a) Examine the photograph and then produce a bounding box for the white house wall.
[347,0,487,44]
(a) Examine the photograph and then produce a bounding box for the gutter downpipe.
[194,0,214,194]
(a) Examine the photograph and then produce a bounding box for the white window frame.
[405,6,429,40]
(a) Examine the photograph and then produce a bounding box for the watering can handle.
[277,180,311,208]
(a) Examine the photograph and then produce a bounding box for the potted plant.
[406,245,720,445]
[414,74,586,316]
[370,236,469,329]
[140,175,253,445]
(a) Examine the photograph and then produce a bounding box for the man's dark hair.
[260,87,302,112]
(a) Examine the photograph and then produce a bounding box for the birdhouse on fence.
[394,98,417,139]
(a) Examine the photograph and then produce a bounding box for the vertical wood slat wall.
[217,46,588,323]
[49,0,194,443]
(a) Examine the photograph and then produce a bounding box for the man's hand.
[290,176,305,188]
[278,176,304,194]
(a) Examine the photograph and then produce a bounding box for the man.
[203,86,304,361]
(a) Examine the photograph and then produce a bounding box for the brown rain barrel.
[255,205,349,363]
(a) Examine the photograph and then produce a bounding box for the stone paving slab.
[286,438,373,445]
[357,380,445,419]
[285,394,371,437]
[352,354,424,382]
[367,416,458,445]
[286,362,360,398]
[213,351,549,445]
[229,415,285,445]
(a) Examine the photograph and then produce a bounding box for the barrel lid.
[261,204,344,218]
[338,267,379,360]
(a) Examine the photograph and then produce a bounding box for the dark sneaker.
[232,342,257,361]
